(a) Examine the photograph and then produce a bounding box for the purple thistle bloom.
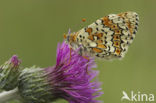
[45,42,103,103]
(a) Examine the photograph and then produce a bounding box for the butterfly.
[64,11,139,60]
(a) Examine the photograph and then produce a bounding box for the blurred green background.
[0,0,155,103]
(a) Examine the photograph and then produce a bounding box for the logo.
[121,91,155,102]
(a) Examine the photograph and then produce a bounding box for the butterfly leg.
[82,56,90,74]
[68,47,72,65]
[79,47,90,73]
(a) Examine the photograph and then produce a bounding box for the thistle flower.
[0,55,21,91]
[18,42,102,103]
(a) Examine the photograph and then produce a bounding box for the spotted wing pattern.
[70,12,139,60]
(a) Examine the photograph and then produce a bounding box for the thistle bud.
[0,55,21,91]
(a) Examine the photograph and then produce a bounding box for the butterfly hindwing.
[67,11,139,60]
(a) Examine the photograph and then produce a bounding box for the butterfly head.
[64,29,77,45]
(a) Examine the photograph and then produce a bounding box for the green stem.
[0,88,22,103]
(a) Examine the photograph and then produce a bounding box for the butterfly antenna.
[68,28,71,35]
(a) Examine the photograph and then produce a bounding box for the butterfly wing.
[76,11,139,59]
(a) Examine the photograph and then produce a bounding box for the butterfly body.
[64,12,139,60]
